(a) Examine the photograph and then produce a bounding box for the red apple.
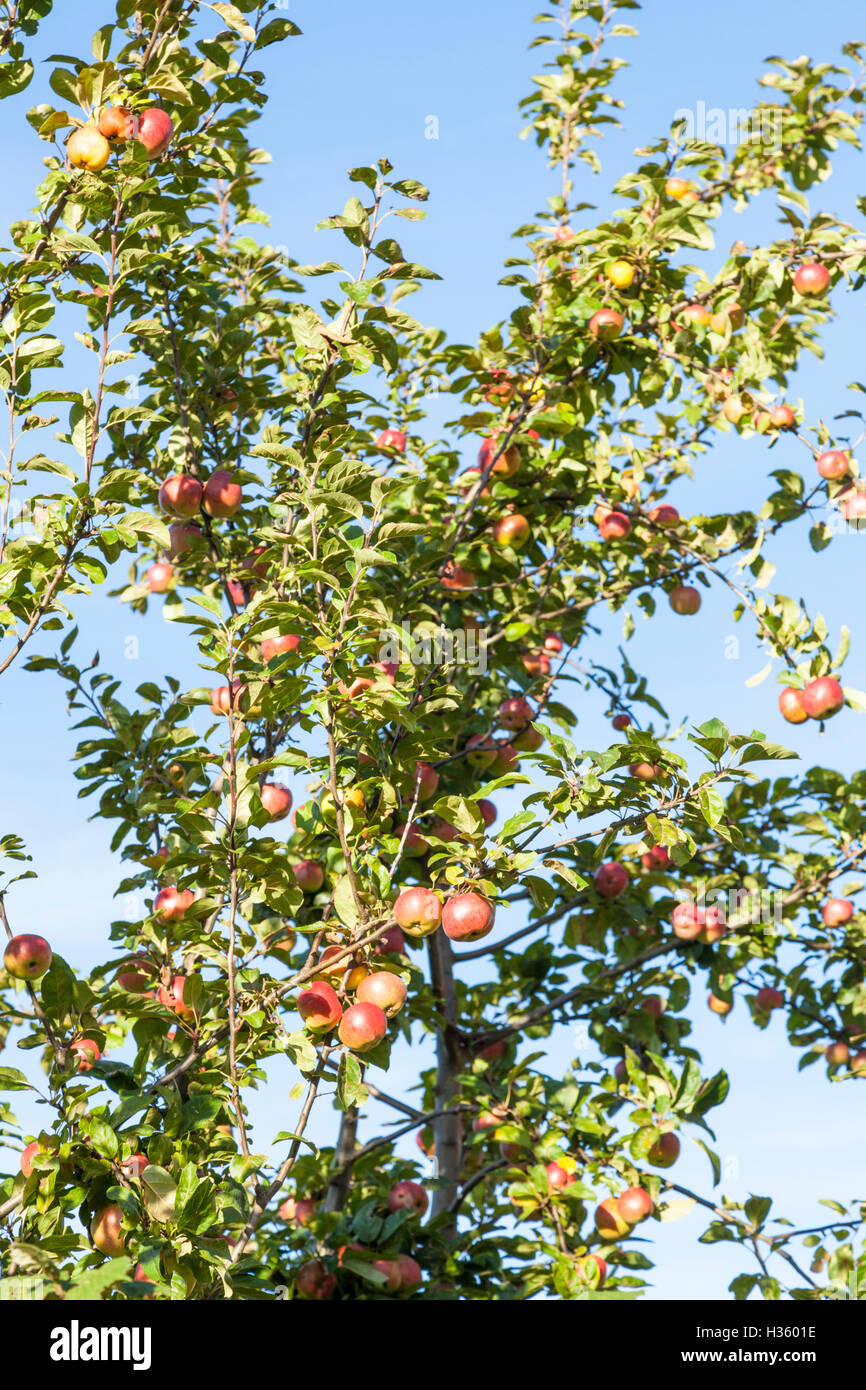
[70,1038,101,1072]
[296,1259,336,1299]
[147,562,173,593]
[478,798,497,827]
[338,1001,388,1052]
[756,986,785,1012]
[158,474,202,517]
[647,1132,680,1168]
[546,1162,575,1191]
[376,428,406,453]
[680,303,711,328]
[543,633,563,653]
[157,974,196,1020]
[779,686,807,724]
[262,633,300,663]
[640,995,666,1020]
[209,679,246,715]
[121,1153,150,1180]
[3,934,52,980]
[641,845,670,871]
[837,486,866,524]
[498,696,534,731]
[771,405,796,429]
[594,861,628,899]
[589,308,624,340]
[20,1141,41,1177]
[708,992,733,1016]
[595,1197,629,1238]
[394,886,442,938]
[116,958,155,992]
[493,513,531,549]
[618,1186,653,1224]
[612,713,631,731]
[440,562,476,592]
[388,1180,428,1217]
[91,1205,125,1256]
[629,761,660,781]
[293,860,324,893]
[297,981,342,1033]
[577,1253,606,1287]
[800,676,844,720]
[465,732,498,768]
[441,892,495,942]
[822,897,854,927]
[669,584,701,615]
[793,262,830,296]
[137,107,174,158]
[478,437,521,477]
[412,760,439,801]
[816,450,850,480]
[168,521,202,557]
[825,1041,850,1069]
[595,505,631,540]
[260,783,292,821]
[649,503,679,527]
[378,925,406,955]
[395,1254,422,1289]
[202,469,242,518]
[154,886,194,921]
[356,972,407,1017]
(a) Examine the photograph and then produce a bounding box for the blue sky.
[2,0,866,1300]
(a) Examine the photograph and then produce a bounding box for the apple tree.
[1,0,866,1301]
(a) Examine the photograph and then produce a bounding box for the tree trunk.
[323,1105,358,1212]
[427,931,463,1230]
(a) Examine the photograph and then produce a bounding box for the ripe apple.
[629,761,660,781]
[478,437,521,477]
[851,1051,866,1075]
[722,395,749,424]
[71,1038,101,1072]
[478,798,497,827]
[465,732,498,768]
[357,972,407,1017]
[67,126,111,172]
[647,1132,680,1168]
[209,678,246,715]
[260,783,292,821]
[546,1162,575,1191]
[3,934,52,980]
[158,474,202,517]
[595,505,631,539]
[594,861,628,898]
[376,428,406,453]
[20,1141,42,1178]
[641,845,670,871]
[756,986,785,1012]
[297,981,342,1033]
[669,584,701,615]
[771,405,796,429]
[411,760,439,801]
[671,902,705,941]
[296,1259,336,1299]
[607,260,634,289]
[648,503,679,527]
[202,469,242,518]
[91,1206,125,1256]
[640,995,666,1020]
[388,1179,428,1216]
[97,105,134,141]
[543,633,563,653]
[394,886,442,938]
[395,1254,422,1289]
[822,897,854,927]
[577,1253,606,1287]
[521,650,550,676]
[378,925,406,955]
[493,513,531,549]
[612,713,631,731]
[262,633,300,663]
[837,485,866,524]
[825,1041,850,1069]
[121,1153,150,1181]
[793,262,830,296]
[778,686,807,724]
[588,309,624,340]
[154,886,194,921]
[440,562,476,592]
[293,860,324,893]
[479,1038,506,1061]
[708,991,733,1016]
[513,723,544,753]
[116,958,155,992]
[800,676,844,720]
[618,1186,653,1224]
[664,177,689,198]
[168,521,202,557]
[338,1001,388,1052]
[147,562,173,593]
[680,303,711,328]
[816,450,850,480]
[441,891,495,942]
[595,1197,629,1238]
[499,695,534,731]
[137,107,174,158]
[280,1197,316,1226]
[157,974,196,1020]
[710,303,744,333]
